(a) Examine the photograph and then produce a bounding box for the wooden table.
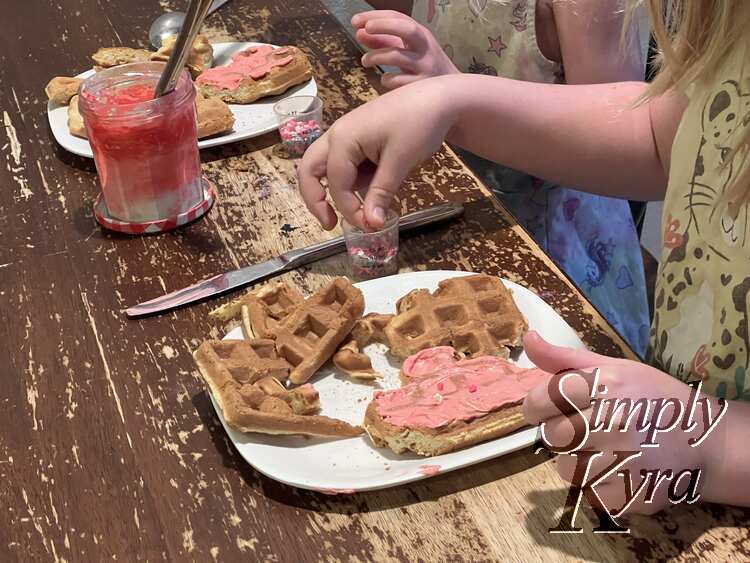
[2,1,748,561]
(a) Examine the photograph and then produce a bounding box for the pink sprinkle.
[419,464,441,476]
[468,384,478,393]
[436,382,444,392]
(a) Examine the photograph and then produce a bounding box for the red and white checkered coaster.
[94,178,216,235]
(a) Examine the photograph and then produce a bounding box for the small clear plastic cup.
[273,95,323,157]
[342,210,400,280]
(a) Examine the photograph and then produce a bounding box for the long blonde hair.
[640,0,750,211]
[644,0,750,94]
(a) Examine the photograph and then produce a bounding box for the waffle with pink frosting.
[364,346,547,456]
[196,45,313,104]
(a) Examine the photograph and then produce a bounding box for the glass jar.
[79,62,202,223]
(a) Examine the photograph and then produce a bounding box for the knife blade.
[126,202,464,318]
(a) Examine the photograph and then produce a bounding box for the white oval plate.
[209,270,585,493]
[47,42,318,158]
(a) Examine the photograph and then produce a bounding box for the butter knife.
[126,202,464,318]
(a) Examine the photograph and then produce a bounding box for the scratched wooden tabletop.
[2,0,748,561]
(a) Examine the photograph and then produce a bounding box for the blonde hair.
[639,0,750,211]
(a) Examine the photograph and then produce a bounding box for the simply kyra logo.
[534,368,728,533]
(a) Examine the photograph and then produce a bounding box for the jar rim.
[79,61,194,120]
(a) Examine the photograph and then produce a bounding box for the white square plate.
[47,42,318,158]
[209,270,585,493]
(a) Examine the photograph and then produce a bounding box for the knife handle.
[283,202,464,269]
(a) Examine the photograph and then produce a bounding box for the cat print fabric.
[411,0,652,355]
[649,44,750,399]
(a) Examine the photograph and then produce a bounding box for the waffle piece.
[246,282,307,339]
[46,76,82,106]
[209,281,306,341]
[333,313,393,380]
[151,34,213,78]
[196,93,235,139]
[196,339,291,384]
[209,282,303,321]
[384,274,527,359]
[91,47,152,69]
[68,95,86,138]
[364,349,547,456]
[196,45,313,104]
[274,277,365,384]
[195,339,362,437]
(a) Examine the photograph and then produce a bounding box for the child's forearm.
[437,74,671,200]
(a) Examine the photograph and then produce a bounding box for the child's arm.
[551,0,648,84]
[298,74,686,230]
[448,75,687,200]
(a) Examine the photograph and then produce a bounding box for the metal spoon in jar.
[149,0,232,50]
[154,0,214,98]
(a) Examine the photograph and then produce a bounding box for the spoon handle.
[154,0,213,98]
[207,0,232,16]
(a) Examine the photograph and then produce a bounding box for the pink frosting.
[418,464,442,476]
[196,45,293,91]
[401,346,457,381]
[375,347,550,429]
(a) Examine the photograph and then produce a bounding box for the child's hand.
[297,79,452,230]
[522,332,727,515]
[352,10,459,90]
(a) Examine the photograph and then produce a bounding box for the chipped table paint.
[1,0,748,561]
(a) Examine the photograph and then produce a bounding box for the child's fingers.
[362,147,407,229]
[381,72,419,90]
[352,9,411,29]
[362,47,419,71]
[328,151,364,227]
[524,330,615,374]
[355,28,404,50]
[535,408,592,451]
[297,136,338,230]
[523,371,592,425]
[325,133,369,230]
[364,18,428,51]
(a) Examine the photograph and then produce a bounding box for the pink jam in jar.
[79,62,202,223]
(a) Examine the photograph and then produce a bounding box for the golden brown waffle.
[45,76,82,106]
[150,34,213,78]
[333,313,393,380]
[208,281,305,338]
[384,274,527,358]
[245,282,306,339]
[274,277,365,384]
[91,47,152,69]
[196,93,235,139]
[196,339,292,384]
[67,95,86,139]
[194,339,363,437]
